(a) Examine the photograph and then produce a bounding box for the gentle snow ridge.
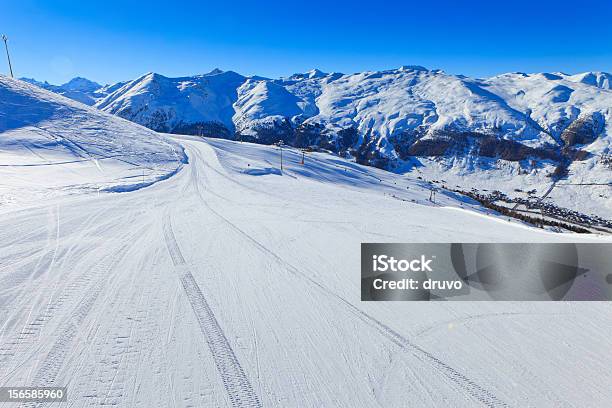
[0,75,186,204]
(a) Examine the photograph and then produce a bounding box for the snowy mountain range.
[20,67,612,218]
[27,67,612,165]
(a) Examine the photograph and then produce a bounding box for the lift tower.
[2,35,14,78]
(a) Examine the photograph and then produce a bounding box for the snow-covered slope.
[1,134,611,407]
[482,72,611,146]
[567,71,612,90]
[0,75,185,205]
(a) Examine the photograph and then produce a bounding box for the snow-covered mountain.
[90,67,610,167]
[24,68,612,218]
[95,69,245,137]
[24,68,612,167]
[20,76,120,105]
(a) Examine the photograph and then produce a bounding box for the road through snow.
[1,137,611,407]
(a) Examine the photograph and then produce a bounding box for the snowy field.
[1,131,612,407]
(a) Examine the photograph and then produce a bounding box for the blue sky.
[2,0,611,85]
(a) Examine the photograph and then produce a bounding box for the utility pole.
[2,35,13,78]
[429,187,436,203]
[278,140,284,171]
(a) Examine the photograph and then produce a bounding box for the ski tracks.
[206,206,508,407]
[207,200,508,407]
[162,211,262,408]
[189,142,509,408]
[14,241,134,408]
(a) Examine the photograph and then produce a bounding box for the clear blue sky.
[2,0,611,85]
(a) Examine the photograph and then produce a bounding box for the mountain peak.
[307,69,326,78]
[207,68,224,76]
[139,72,168,83]
[287,69,327,80]
[61,77,101,92]
[398,65,428,72]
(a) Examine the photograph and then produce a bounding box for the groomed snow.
[1,121,611,407]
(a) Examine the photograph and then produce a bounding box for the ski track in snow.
[162,211,262,408]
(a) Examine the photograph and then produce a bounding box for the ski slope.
[1,132,611,407]
[0,76,185,207]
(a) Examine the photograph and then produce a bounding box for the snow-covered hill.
[0,76,185,205]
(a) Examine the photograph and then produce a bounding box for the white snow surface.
[1,98,612,408]
[0,76,185,205]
